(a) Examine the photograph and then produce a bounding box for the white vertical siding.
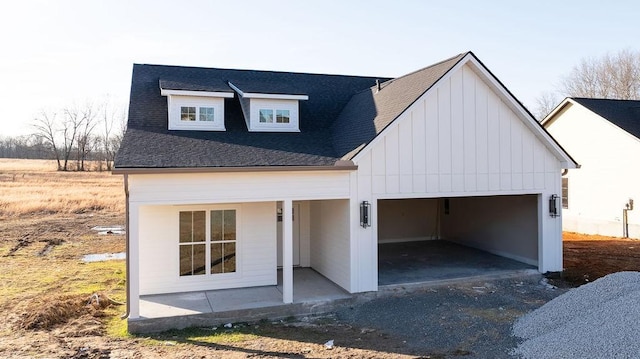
[310,200,351,291]
[352,62,565,283]
[356,63,560,198]
[138,202,276,295]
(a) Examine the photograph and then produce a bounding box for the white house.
[543,97,640,238]
[114,52,577,323]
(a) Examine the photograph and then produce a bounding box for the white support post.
[282,199,294,304]
[128,203,140,319]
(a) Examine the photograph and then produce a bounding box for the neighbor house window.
[179,209,237,277]
[562,178,568,209]
[179,211,206,276]
[181,106,215,122]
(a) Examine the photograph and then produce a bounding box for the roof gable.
[570,98,640,140]
[331,53,467,159]
[116,52,577,171]
[344,52,578,169]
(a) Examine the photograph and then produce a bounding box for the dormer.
[228,81,308,132]
[160,80,234,131]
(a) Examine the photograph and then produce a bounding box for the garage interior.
[378,195,539,286]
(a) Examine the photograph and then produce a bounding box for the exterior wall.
[546,104,640,238]
[351,63,564,291]
[138,201,276,295]
[310,200,351,291]
[378,199,439,242]
[441,195,539,265]
[128,170,351,205]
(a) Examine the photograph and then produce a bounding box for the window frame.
[167,95,226,131]
[561,177,569,209]
[249,98,300,132]
[177,206,240,279]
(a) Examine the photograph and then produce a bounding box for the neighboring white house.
[114,52,577,322]
[543,97,640,238]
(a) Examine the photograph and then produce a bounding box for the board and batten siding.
[138,201,275,295]
[351,63,564,292]
[546,103,640,238]
[355,64,561,197]
[310,200,351,291]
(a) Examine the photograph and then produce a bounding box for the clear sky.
[1,0,638,136]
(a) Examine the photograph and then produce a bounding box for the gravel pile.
[512,271,640,358]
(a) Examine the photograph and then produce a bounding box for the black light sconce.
[360,201,371,228]
[549,194,560,218]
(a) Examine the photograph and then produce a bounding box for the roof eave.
[112,163,358,175]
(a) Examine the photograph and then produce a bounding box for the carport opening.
[378,195,538,286]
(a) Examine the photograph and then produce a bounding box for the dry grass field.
[0,159,123,216]
[1,158,639,358]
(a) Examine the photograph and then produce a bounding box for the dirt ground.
[556,232,640,286]
[2,214,639,359]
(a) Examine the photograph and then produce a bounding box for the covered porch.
[130,268,351,333]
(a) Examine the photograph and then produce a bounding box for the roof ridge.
[135,63,390,81]
[572,97,640,102]
[377,51,469,88]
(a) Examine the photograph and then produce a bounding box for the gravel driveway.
[336,275,567,358]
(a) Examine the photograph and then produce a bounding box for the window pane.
[211,243,223,274]
[276,109,290,123]
[179,211,192,243]
[181,106,196,121]
[224,242,236,273]
[193,211,206,242]
[224,210,236,241]
[259,109,273,123]
[199,107,215,121]
[193,244,206,275]
[562,178,569,209]
[211,210,222,241]
[179,245,192,276]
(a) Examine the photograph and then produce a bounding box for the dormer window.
[160,81,234,132]
[181,106,215,122]
[168,96,226,131]
[259,109,290,124]
[228,81,306,132]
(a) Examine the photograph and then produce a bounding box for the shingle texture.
[572,98,640,140]
[116,53,468,168]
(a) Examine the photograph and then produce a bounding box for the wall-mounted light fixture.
[360,201,371,228]
[549,194,560,218]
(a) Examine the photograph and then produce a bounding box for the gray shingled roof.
[572,98,640,140]
[115,53,469,169]
[331,53,466,158]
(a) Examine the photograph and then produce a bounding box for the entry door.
[277,203,300,267]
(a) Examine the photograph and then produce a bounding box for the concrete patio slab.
[206,286,282,312]
[140,291,212,318]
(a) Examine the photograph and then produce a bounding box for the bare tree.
[99,101,126,171]
[60,106,85,171]
[560,50,640,99]
[534,91,560,120]
[75,103,99,171]
[32,111,63,170]
[534,49,640,120]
